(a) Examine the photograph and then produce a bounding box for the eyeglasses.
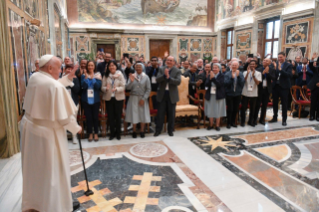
[151,60,158,62]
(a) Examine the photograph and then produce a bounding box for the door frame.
[91,38,121,60]
[145,34,177,61]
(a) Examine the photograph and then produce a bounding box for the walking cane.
[77,134,94,196]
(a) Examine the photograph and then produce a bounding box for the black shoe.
[231,123,237,128]
[268,118,277,123]
[132,132,137,138]
[109,135,115,140]
[168,131,174,136]
[310,117,315,121]
[241,123,245,127]
[227,124,231,129]
[216,127,220,131]
[140,132,145,138]
[116,135,121,140]
[248,122,255,127]
[207,126,213,130]
[154,131,160,137]
[316,117,319,122]
[73,200,80,211]
[253,121,257,126]
[259,120,265,125]
[282,121,287,126]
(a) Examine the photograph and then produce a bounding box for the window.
[264,19,280,59]
[226,29,234,60]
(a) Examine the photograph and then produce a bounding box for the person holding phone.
[101,60,126,140]
[81,61,102,142]
[204,63,226,131]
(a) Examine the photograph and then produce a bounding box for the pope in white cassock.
[20,55,82,212]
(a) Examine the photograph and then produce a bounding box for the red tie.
[303,65,306,81]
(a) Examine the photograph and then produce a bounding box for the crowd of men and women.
[31,51,319,142]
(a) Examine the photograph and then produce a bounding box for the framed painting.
[25,20,39,79]
[9,9,27,115]
[236,32,251,49]
[75,36,89,52]
[285,46,307,61]
[285,22,309,44]
[179,38,189,51]
[190,39,202,51]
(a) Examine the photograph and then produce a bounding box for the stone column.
[251,19,259,55]
[216,30,222,60]
[312,1,319,54]
[48,1,56,55]
[0,0,20,158]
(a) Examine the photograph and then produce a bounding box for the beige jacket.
[101,70,126,101]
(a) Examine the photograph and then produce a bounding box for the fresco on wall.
[216,0,284,21]
[285,22,309,44]
[190,39,202,51]
[24,0,39,18]
[179,52,188,62]
[39,31,46,57]
[9,9,27,115]
[190,53,201,62]
[179,38,189,51]
[286,46,307,61]
[78,0,207,26]
[25,21,40,79]
[54,9,63,57]
[203,53,212,61]
[127,38,140,51]
[236,32,251,49]
[203,38,212,52]
[76,36,89,51]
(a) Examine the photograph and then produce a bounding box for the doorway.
[149,40,170,59]
[97,44,116,59]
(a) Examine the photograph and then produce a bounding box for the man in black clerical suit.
[97,53,112,77]
[308,53,319,121]
[269,52,293,126]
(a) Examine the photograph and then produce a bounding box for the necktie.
[303,65,306,81]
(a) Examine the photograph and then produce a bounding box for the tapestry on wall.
[54,9,62,57]
[203,53,212,62]
[24,0,39,18]
[190,53,201,62]
[203,38,212,52]
[75,36,89,52]
[236,50,250,57]
[77,0,207,26]
[9,9,27,115]
[25,21,40,80]
[127,38,139,52]
[286,46,307,61]
[39,31,46,57]
[190,39,202,51]
[236,32,251,49]
[179,52,188,62]
[10,0,22,8]
[179,38,189,51]
[285,22,309,44]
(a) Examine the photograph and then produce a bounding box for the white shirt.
[242,71,262,97]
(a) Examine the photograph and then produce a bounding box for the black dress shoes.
[73,200,80,211]
[268,118,277,123]
[109,135,115,140]
[231,123,237,128]
[316,117,319,122]
[259,120,265,125]
[132,132,137,138]
[168,131,174,136]
[207,126,213,130]
[216,127,220,131]
[154,131,160,137]
[282,121,287,126]
[116,134,121,140]
[241,123,245,127]
[309,117,315,121]
[226,124,231,129]
[140,132,145,138]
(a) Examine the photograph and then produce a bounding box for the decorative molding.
[282,9,314,21]
[234,24,253,31]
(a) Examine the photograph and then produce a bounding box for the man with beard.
[97,53,112,77]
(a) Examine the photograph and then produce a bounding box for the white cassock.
[20,71,81,212]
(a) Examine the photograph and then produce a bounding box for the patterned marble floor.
[1,117,319,212]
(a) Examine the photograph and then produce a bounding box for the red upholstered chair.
[302,85,311,101]
[290,85,311,118]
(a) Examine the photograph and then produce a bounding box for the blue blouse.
[81,75,102,104]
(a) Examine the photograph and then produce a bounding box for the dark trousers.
[189,86,196,105]
[226,95,241,125]
[106,98,123,136]
[310,87,319,118]
[83,101,100,134]
[272,85,289,122]
[241,96,257,124]
[253,88,270,122]
[156,92,176,133]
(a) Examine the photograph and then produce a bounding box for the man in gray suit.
[154,56,181,136]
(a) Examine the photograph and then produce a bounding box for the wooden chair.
[175,76,199,128]
[302,85,311,101]
[190,89,207,129]
[290,85,311,118]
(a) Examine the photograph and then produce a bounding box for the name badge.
[205,87,208,90]
[152,76,156,84]
[165,83,169,90]
[210,87,216,94]
[263,79,267,87]
[67,88,71,95]
[247,85,253,91]
[192,85,195,90]
[88,89,94,98]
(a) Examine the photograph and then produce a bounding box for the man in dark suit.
[269,52,293,126]
[308,53,319,121]
[183,64,203,104]
[154,56,181,137]
[296,57,313,88]
[253,58,276,125]
[97,53,112,77]
[146,56,160,109]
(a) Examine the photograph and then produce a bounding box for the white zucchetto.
[39,54,54,68]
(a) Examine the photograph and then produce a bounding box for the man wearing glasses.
[146,56,160,109]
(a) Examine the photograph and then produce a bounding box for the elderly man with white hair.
[20,55,82,212]
[224,60,245,129]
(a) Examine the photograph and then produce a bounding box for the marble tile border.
[70,152,207,212]
[162,206,194,212]
[255,144,292,163]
